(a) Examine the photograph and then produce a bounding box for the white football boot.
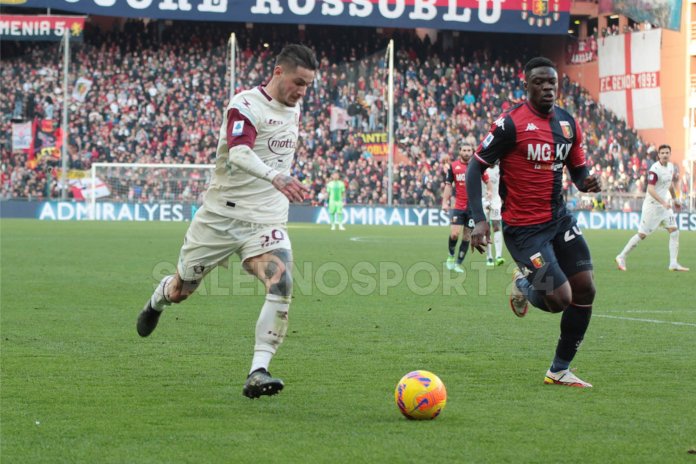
[544,369,593,388]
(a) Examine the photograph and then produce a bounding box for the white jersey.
[644,161,674,209]
[204,85,300,224]
[482,164,501,208]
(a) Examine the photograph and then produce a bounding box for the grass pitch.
[2,219,695,463]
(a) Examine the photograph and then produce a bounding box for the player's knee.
[638,233,646,239]
[450,232,459,240]
[269,269,293,297]
[573,282,596,305]
[547,287,572,313]
[461,232,472,242]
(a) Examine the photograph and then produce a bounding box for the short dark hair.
[275,44,319,72]
[658,144,671,153]
[524,57,556,80]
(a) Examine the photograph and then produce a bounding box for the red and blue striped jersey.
[474,102,586,226]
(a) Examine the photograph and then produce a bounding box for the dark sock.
[515,278,550,312]
[550,355,571,373]
[554,304,593,369]
[456,240,469,265]
[448,237,457,256]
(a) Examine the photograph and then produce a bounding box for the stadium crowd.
[0,21,686,209]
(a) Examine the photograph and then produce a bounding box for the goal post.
[89,162,214,220]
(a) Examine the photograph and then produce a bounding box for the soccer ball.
[395,370,447,420]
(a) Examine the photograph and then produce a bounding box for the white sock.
[250,294,290,374]
[150,275,174,312]
[494,230,503,259]
[486,243,493,260]
[669,230,679,265]
[620,234,643,257]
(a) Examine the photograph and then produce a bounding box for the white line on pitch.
[596,315,696,327]
[626,310,673,314]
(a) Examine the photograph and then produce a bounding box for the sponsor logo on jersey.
[268,119,283,125]
[530,252,545,269]
[527,143,572,161]
[482,132,494,148]
[193,265,205,274]
[231,120,244,136]
[268,130,297,155]
[560,120,573,138]
[526,123,539,131]
[455,173,466,182]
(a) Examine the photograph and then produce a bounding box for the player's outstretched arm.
[465,158,491,253]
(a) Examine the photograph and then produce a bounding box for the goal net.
[88,163,214,219]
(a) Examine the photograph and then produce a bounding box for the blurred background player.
[616,145,688,272]
[137,44,318,399]
[467,57,601,388]
[442,143,491,273]
[482,163,505,267]
[326,171,346,230]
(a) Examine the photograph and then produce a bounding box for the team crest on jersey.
[530,252,545,269]
[560,121,573,138]
[231,120,244,137]
[482,132,494,149]
[194,265,205,274]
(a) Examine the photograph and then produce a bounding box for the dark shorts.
[503,212,593,292]
[450,208,475,229]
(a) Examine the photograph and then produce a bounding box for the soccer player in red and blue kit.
[466,57,601,387]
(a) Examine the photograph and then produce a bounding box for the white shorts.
[485,198,502,222]
[177,205,292,282]
[638,204,676,236]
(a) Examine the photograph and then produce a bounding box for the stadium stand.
[0,21,683,208]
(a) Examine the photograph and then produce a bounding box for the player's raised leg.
[242,248,294,398]
[616,232,645,271]
[138,272,203,337]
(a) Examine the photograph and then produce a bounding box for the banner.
[72,77,93,102]
[565,37,597,65]
[599,0,682,31]
[8,0,572,35]
[0,15,85,41]
[359,132,389,162]
[330,106,350,132]
[32,119,63,160]
[598,29,663,130]
[11,122,32,150]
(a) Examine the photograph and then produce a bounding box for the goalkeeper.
[326,172,346,230]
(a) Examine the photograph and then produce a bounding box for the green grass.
[2,219,695,463]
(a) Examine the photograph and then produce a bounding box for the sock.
[448,237,457,256]
[494,230,503,259]
[250,294,291,375]
[515,277,550,312]
[669,230,679,265]
[150,275,174,312]
[620,234,642,257]
[456,240,469,265]
[553,303,592,371]
[486,243,493,260]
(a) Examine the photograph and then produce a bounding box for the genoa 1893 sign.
[6,0,571,35]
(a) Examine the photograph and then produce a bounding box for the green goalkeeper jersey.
[327,180,345,204]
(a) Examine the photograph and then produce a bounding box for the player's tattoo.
[273,175,294,188]
[268,248,293,297]
[265,261,280,281]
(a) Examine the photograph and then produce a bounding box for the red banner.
[0,15,84,42]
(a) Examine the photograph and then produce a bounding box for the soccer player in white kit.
[137,44,318,398]
[616,145,689,272]
[482,164,505,267]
